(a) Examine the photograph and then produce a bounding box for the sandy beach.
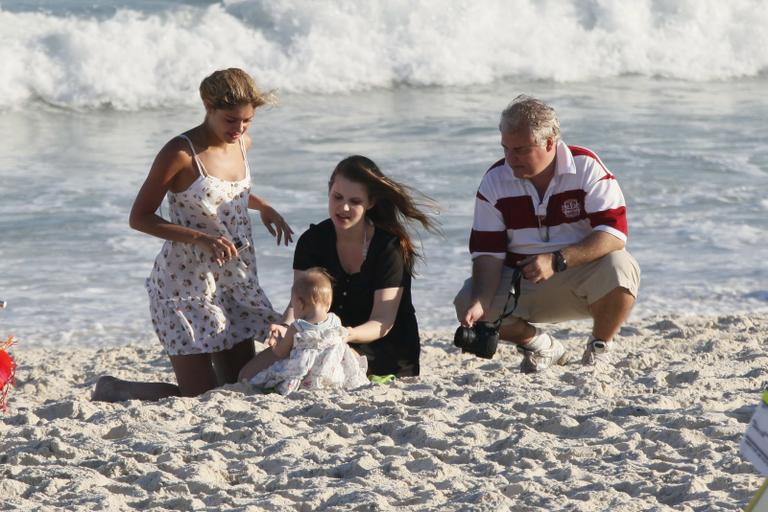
[2,1,767,510]
[1,314,765,511]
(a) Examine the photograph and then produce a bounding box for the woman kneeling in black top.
[239,155,439,380]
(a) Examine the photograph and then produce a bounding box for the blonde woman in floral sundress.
[93,68,293,401]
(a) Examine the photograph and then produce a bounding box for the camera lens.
[471,322,499,359]
[453,325,475,349]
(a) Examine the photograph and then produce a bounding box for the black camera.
[453,321,499,359]
[233,237,250,251]
[455,267,523,360]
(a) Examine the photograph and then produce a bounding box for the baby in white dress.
[246,268,368,395]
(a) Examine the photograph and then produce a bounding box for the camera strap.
[492,267,523,329]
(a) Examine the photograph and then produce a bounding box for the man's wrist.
[470,296,491,310]
[552,250,568,273]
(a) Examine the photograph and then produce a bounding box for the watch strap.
[553,250,567,272]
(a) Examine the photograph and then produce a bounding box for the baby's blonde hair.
[199,68,275,110]
[292,267,333,309]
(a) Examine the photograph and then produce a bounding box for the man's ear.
[546,137,556,152]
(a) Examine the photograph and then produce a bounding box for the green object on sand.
[369,374,396,385]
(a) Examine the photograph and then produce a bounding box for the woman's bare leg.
[211,339,256,385]
[92,353,219,402]
[92,376,181,402]
[169,353,219,397]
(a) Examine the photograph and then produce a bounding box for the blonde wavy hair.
[199,68,275,110]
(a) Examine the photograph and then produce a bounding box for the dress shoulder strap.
[239,137,250,179]
[177,134,209,177]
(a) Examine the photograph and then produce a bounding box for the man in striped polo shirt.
[453,95,640,373]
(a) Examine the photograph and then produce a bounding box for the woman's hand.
[196,234,237,266]
[259,205,294,246]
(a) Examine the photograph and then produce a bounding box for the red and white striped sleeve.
[469,172,507,260]
[580,153,628,242]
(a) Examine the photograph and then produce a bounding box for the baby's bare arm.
[238,325,296,382]
[271,325,296,359]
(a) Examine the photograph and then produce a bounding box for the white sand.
[1,314,766,511]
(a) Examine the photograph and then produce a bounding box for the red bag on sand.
[0,336,16,413]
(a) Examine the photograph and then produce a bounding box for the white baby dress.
[249,313,369,395]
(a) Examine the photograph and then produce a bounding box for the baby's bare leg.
[238,347,280,382]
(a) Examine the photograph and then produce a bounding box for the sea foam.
[1,0,767,110]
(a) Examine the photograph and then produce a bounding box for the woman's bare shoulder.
[243,132,254,151]
[152,136,195,170]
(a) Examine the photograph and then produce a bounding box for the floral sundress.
[145,134,278,356]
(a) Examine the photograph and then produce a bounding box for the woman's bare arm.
[345,287,403,344]
[129,138,237,264]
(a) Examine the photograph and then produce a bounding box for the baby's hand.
[267,322,288,352]
[266,322,294,359]
[268,323,288,340]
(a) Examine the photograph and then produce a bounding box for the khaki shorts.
[453,250,641,325]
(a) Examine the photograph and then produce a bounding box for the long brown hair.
[329,156,440,274]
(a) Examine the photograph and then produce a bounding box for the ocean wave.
[2,0,767,109]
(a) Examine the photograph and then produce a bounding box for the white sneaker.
[581,338,612,365]
[519,335,568,374]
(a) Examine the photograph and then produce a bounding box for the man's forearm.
[471,255,504,308]
[560,231,625,268]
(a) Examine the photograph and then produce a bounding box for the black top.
[293,219,420,376]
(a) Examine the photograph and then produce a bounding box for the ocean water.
[1,0,767,348]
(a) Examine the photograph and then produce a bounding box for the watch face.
[555,252,567,272]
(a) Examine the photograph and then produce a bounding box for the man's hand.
[462,301,486,328]
[518,253,556,283]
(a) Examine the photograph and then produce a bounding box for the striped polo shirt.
[469,141,627,266]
